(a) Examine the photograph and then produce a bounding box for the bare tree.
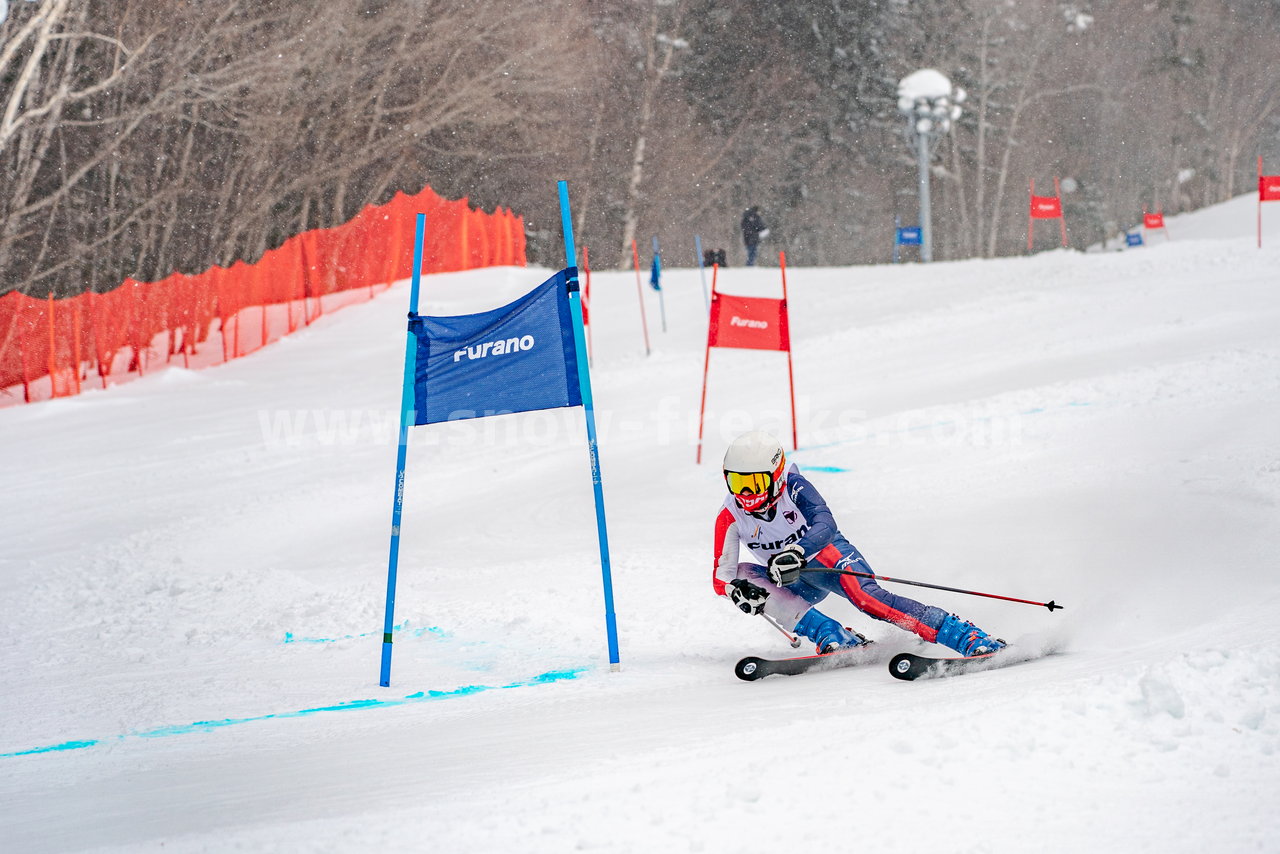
[613,0,689,268]
[0,0,585,298]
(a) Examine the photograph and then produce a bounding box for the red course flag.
[708,292,789,352]
[1030,195,1063,219]
[1259,158,1280,247]
[1144,212,1165,229]
[1027,177,1069,251]
[1261,175,1280,202]
[695,258,798,464]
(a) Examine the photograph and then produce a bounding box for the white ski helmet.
[723,431,787,513]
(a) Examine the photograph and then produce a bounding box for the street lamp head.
[897,69,963,136]
[898,70,952,103]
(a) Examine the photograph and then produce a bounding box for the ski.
[888,648,1011,681]
[735,643,879,681]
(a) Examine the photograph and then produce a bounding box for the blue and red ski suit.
[713,464,948,639]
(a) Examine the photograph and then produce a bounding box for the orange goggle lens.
[725,470,773,496]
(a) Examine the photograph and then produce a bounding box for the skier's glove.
[766,545,806,586]
[727,578,769,615]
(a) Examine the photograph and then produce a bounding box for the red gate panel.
[1030,195,1063,219]
[708,292,790,352]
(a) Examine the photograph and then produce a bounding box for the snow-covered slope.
[2,194,1278,853]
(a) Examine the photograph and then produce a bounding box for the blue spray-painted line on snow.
[0,667,587,760]
[282,624,505,674]
[5,739,102,757]
[283,623,448,644]
[793,400,1094,458]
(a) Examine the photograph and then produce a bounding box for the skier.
[713,430,1005,656]
[740,206,767,266]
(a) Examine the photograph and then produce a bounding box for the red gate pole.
[1027,179,1035,252]
[1260,156,1265,249]
[779,251,798,451]
[631,238,651,356]
[695,264,718,464]
[1054,177,1068,247]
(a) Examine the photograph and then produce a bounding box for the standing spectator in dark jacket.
[740,206,767,266]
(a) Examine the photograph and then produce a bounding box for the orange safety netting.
[0,186,525,405]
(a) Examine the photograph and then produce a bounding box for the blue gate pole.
[379,213,427,687]
[694,235,709,312]
[558,180,621,671]
[652,236,667,332]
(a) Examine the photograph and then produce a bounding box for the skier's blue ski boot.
[794,608,867,654]
[936,614,1005,657]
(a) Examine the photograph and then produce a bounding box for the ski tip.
[889,648,1008,681]
[735,657,767,681]
[888,652,923,681]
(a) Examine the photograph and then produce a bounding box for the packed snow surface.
[2,194,1279,852]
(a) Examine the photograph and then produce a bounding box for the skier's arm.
[788,473,840,556]
[711,507,739,596]
[714,509,776,616]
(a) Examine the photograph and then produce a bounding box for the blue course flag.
[408,270,582,425]
[1125,232,1144,247]
[896,226,923,246]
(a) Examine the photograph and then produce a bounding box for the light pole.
[898,70,963,263]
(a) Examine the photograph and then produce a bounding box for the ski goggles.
[725,470,774,496]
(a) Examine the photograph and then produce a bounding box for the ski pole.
[762,611,803,648]
[800,567,1064,612]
